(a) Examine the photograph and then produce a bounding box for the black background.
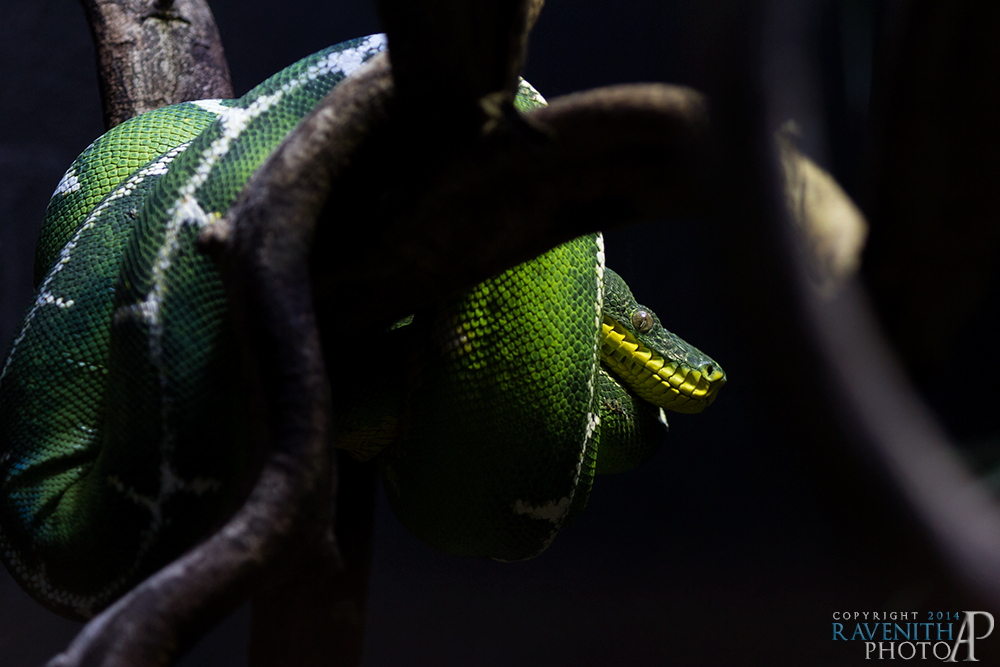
[0,1,964,665]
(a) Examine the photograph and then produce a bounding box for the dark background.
[0,1,970,665]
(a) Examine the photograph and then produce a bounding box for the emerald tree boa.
[0,34,725,620]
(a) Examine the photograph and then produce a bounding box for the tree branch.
[376,0,535,131]
[78,0,232,128]
[310,82,710,321]
[248,453,377,667]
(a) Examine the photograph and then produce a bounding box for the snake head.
[600,267,726,414]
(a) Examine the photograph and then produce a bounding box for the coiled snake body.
[0,35,725,620]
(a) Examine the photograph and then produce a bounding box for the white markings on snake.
[103,35,391,588]
[516,79,548,107]
[190,99,229,116]
[138,33,389,331]
[52,168,81,196]
[0,142,197,614]
[579,233,606,470]
[0,144,191,386]
[513,497,572,523]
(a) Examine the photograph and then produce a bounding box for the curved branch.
[706,0,1000,610]
[79,0,232,128]
[312,82,711,320]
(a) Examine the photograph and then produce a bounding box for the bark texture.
[79,0,232,128]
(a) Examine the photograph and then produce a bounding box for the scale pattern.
[32,103,228,286]
[594,367,667,474]
[0,33,725,620]
[379,235,605,560]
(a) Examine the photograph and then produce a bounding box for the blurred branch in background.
[694,0,1000,629]
[864,2,1000,461]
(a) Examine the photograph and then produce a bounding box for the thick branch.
[312,83,711,321]
[248,453,377,667]
[79,0,232,128]
[377,0,536,128]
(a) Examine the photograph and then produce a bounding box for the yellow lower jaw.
[600,321,723,413]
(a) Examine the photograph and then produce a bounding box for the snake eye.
[630,309,654,333]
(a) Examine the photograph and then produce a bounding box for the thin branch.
[78,0,232,128]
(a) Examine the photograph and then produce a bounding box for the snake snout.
[696,358,726,384]
[599,317,725,414]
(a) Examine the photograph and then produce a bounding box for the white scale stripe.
[190,99,229,116]
[107,34,390,568]
[573,232,606,485]
[52,167,81,197]
[136,33,388,340]
[0,143,191,386]
[517,79,548,107]
[0,142,194,618]
[139,33,389,384]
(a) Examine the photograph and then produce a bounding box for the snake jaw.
[600,319,725,414]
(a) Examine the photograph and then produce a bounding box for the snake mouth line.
[599,319,725,414]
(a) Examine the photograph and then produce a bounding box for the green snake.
[0,34,725,620]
